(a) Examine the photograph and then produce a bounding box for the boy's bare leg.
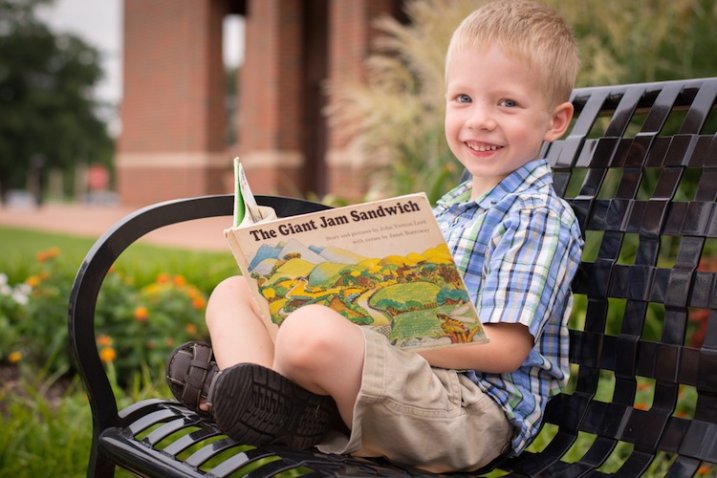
[205,276,274,369]
[273,304,365,426]
[206,280,363,427]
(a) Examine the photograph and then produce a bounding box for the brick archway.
[119,0,403,206]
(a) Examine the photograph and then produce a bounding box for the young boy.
[166,0,583,472]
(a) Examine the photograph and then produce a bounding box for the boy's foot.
[166,341,218,414]
[211,362,338,449]
[167,342,338,449]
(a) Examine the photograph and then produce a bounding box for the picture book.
[224,158,487,351]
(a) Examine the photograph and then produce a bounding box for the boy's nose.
[466,107,496,131]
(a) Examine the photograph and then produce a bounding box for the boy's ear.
[544,101,574,142]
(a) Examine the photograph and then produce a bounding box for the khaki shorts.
[318,328,512,473]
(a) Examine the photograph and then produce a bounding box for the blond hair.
[447,0,579,106]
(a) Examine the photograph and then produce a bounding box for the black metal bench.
[69,77,717,477]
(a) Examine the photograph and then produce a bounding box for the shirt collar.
[436,159,553,210]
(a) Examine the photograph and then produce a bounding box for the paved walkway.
[0,202,229,251]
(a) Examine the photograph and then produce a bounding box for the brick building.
[118,0,405,206]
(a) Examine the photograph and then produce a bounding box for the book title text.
[248,199,421,241]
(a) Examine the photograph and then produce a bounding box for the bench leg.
[87,438,116,478]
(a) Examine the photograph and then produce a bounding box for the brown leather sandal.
[165,341,219,413]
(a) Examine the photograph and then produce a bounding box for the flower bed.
[0,242,228,382]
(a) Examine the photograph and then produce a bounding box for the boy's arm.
[418,322,533,373]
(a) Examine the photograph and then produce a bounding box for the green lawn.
[0,225,238,289]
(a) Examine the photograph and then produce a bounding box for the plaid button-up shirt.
[433,158,583,455]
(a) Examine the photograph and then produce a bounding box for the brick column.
[326,0,398,200]
[238,0,304,195]
[118,0,228,205]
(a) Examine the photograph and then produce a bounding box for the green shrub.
[94,270,209,382]
[0,274,28,363]
[0,229,235,382]
[1,247,76,374]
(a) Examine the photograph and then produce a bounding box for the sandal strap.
[176,342,217,410]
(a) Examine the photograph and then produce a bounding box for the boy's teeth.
[468,143,500,152]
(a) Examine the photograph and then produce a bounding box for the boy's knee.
[213,275,250,297]
[275,305,344,369]
[206,275,249,324]
[209,276,247,301]
[278,305,338,350]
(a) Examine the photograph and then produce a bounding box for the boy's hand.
[418,322,533,373]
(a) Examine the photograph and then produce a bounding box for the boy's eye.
[455,94,472,104]
[499,98,518,108]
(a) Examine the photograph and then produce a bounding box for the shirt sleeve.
[477,204,578,338]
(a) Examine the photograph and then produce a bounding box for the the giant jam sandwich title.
[247,199,422,241]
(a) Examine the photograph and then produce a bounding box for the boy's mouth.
[466,141,503,152]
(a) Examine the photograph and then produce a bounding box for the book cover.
[224,160,487,351]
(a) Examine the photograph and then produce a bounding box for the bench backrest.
[501,78,717,476]
[69,78,717,477]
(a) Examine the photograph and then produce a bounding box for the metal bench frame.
[69,77,717,477]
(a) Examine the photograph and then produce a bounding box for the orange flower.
[134,306,149,322]
[157,273,171,284]
[8,351,23,363]
[633,402,649,411]
[165,337,175,347]
[185,323,198,336]
[173,275,187,287]
[697,465,712,475]
[25,275,42,287]
[36,246,60,262]
[97,334,113,347]
[99,347,116,363]
[192,296,206,310]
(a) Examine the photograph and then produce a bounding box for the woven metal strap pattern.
[502,78,717,477]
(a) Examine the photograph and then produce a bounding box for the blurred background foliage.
[2,0,715,204]
[328,0,717,202]
[0,0,113,202]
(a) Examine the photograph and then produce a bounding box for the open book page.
[232,158,276,227]
[224,162,487,351]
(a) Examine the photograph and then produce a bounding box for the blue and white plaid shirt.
[433,159,583,455]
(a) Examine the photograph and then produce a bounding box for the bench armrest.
[68,194,330,431]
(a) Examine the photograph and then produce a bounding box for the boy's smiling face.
[444,45,573,198]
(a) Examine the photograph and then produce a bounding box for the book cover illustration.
[225,180,487,351]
